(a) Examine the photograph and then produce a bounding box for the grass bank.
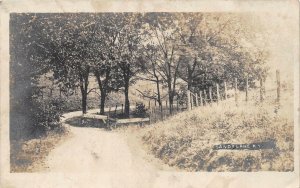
[139,95,294,171]
[10,127,69,172]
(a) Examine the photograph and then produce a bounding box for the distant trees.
[139,13,269,112]
[175,13,269,91]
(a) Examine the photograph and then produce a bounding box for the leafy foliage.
[132,103,148,118]
[31,98,64,132]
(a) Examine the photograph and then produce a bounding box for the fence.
[187,69,283,110]
[147,69,285,125]
[147,100,186,124]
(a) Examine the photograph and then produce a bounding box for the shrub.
[133,102,148,118]
[31,97,64,135]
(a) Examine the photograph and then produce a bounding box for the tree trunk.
[100,90,106,115]
[155,76,162,112]
[81,90,87,114]
[95,69,111,115]
[80,81,88,114]
[187,67,192,91]
[169,94,174,114]
[167,81,174,114]
[79,66,90,114]
[124,79,130,118]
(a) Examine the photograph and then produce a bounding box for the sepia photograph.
[1,0,299,188]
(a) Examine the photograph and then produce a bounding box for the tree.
[138,42,164,112]
[29,14,100,114]
[91,14,126,115]
[143,13,183,114]
[113,13,143,118]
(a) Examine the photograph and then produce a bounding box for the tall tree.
[92,14,125,115]
[144,13,182,114]
[113,13,143,118]
[138,42,163,112]
[30,14,98,114]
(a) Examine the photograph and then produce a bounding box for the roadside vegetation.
[138,90,294,171]
[10,127,68,172]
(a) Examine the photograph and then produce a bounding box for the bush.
[132,102,148,118]
[31,97,64,134]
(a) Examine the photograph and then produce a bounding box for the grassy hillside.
[138,90,294,171]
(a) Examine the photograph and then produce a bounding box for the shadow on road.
[65,116,111,130]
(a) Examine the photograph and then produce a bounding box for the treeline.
[10,13,268,139]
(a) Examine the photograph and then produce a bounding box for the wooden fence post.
[195,93,199,107]
[246,77,249,102]
[216,83,220,104]
[199,91,203,106]
[190,92,193,109]
[209,87,213,104]
[234,78,238,105]
[224,81,227,100]
[121,104,124,114]
[161,106,164,120]
[108,107,111,119]
[153,107,156,122]
[187,90,191,111]
[203,90,207,105]
[276,70,280,102]
[115,105,118,115]
[260,79,264,102]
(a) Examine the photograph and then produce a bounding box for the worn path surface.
[43,109,160,187]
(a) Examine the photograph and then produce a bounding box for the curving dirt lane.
[44,109,159,187]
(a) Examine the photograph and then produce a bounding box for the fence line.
[186,69,282,111]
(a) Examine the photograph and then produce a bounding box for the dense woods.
[10,13,269,140]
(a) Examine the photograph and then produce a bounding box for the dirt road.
[4,109,259,188]
[44,109,160,187]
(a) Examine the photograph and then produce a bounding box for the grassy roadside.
[10,127,70,172]
[137,91,294,171]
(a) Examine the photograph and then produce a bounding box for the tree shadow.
[65,116,111,130]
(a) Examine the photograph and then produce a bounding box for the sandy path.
[44,109,159,187]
